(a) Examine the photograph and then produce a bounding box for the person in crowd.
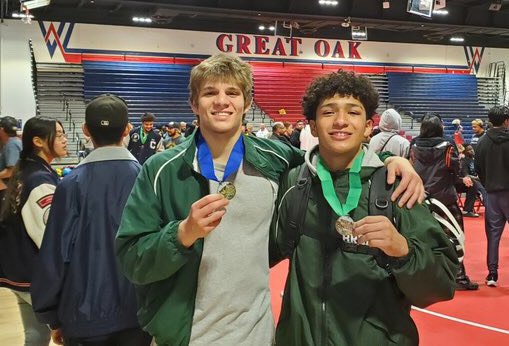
[470,119,485,149]
[271,70,457,346]
[31,95,151,346]
[369,108,410,157]
[127,112,164,164]
[283,121,293,137]
[410,114,478,291]
[0,117,67,346]
[452,118,464,147]
[185,119,199,137]
[164,122,185,149]
[289,120,304,148]
[256,123,269,138]
[180,121,187,137]
[115,53,424,345]
[270,122,292,145]
[122,123,133,148]
[299,122,319,151]
[0,117,23,194]
[246,123,254,136]
[475,105,509,287]
[460,145,487,214]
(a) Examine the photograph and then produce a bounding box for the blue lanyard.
[197,134,244,182]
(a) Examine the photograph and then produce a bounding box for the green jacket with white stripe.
[115,130,303,345]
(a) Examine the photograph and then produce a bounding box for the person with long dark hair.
[410,113,478,291]
[0,117,67,345]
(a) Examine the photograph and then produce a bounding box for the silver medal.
[335,215,355,236]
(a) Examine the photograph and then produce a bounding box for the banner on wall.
[6,19,504,75]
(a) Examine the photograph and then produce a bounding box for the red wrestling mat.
[269,208,509,345]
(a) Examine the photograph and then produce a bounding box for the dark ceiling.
[7,0,509,48]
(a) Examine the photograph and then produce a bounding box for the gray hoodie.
[369,109,410,158]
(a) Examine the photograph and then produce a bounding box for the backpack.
[281,164,465,267]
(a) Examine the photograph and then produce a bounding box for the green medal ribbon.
[140,127,148,145]
[316,151,364,217]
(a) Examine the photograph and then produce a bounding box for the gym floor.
[1,208,508,345]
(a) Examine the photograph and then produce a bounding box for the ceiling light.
[450,36,464,43]
[433,9,448,15]
[132,16,152,24]
[269,26,275,31]
[259,25,265,30]
[319,0,339,6]
[489,0,502,11]
[20,0,50,10]
[12,12,34,19]
[351,26,368,40]
[383,1,390,9]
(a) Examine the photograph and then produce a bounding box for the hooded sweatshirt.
[474,127,509,192]
[369,109,410,157]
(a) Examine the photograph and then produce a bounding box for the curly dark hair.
[302,70,379,121]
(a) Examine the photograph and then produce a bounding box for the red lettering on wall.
[216,34,233,53]
[332,41,345,58]
[272,38,287,56]
[285,37,302,57]
[255,36,270,55]
[348,41,362,59]
[236,35,252,54]
[314,40,330,57]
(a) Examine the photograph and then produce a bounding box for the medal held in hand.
[197,133,244,200]
[316,151,364,238]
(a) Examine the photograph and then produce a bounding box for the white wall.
[0,21,37,124]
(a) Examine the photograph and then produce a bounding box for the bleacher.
[83,61,196,125]
[387,72,488,140]
[251,62,389,124]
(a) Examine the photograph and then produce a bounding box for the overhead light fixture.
[20,0,50,10]
[450,36,464,43]
[351,26,368,40]
[319,0,339,6]
[433,9,448,15]
[12,12,34,19]
[383,0,390,9]
[269,26,275,31]
[132,17,152,23]
[489,0,502,11]
[258,25,265,30]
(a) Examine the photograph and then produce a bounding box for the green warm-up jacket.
[270,146,458,346]
[115,131,303,345]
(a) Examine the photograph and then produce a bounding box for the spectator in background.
[185,119,199,137]
[31,95,151,346]
[470,119,485,149]
[256,123,269,138]
[475,106,509,287]
[460,145,487,215]
[127,112,164,164]
[246,124,254,136]
[0,117,67,346]
[0,117,23,196]
[270,122,292,145]
[123,122,133,148]
[164,122,185,149]
[369,108,410,157]
[180,122,187,137]
[289,120,304,148]
[283,121,293,137]
[452,118,464,147]
[299,123,319,151]
[410,114,478,291]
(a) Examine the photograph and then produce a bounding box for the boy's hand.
[51,328,64,345]
[385,156,425,208]
[353,216,409,258]
[178,194,229,248]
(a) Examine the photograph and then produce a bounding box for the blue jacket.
[0,155,59,292]
[31,147,142,339]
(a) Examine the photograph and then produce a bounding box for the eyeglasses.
[56,132,68,140]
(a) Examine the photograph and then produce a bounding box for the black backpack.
[281,164,395,270]
[280,164,465,267]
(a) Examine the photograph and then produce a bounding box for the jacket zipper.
[321,242,333,346]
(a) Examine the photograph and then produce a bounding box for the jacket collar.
[304,143,383,176]
[77,146,137,166]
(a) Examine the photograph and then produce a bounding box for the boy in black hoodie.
[475,106,509,287]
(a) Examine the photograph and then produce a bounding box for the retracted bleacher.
[387,72,488,141]
[83,61,196,125]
